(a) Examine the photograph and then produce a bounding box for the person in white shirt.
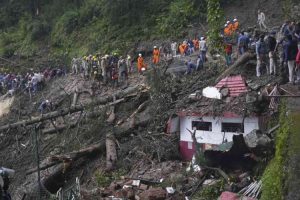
[258,10,267,30]
[199,37,207,63]
[171,41,177,57]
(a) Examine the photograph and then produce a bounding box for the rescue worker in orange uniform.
[232,18,239,32]
[228,21,234,35]
[152,46,160,64]
[193,38,199,51]
[224,23,230,36]
[137,53,147,73]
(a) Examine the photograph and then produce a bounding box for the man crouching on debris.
[185,60,197,74]
[38,99,52,114]
[0,167,15,200]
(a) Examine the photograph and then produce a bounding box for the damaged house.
[169,75,268,161]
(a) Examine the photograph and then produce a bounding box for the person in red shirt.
[224,42,233,66]
[193,38,199,51]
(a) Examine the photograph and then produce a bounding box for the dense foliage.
[206,0,224,53]
[261,103,290,200]
[0,0,207,64]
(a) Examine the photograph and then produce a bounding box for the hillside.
[1,0,300,200]
[0,0,292,69]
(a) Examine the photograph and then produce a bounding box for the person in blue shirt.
[237,31,250,55]
[256,34,268,77]
[284,35,298,83]
[185,60,197,74]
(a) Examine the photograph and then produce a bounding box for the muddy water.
[0,97,14,117]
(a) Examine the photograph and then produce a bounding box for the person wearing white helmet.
[153,46,160,65]
[232,18,239,32]
[137,53,147,73]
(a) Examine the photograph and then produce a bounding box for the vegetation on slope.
[261,103,290,200]
[0,0,207,64]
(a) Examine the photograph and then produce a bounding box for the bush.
[27,19,51,41]
[59,11,80,34]
[156,0,197,36]
[261,103,290,200]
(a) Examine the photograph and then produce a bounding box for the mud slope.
[223,0,284,28]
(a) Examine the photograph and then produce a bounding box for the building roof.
[215,75,248,97]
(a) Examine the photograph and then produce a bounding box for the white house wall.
[180,116,259,145]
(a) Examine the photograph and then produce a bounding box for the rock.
[138,188,166,200]
[139,184,148,191]
[246,92,257,103]
[220,87,229,97]
[114,188,135,200]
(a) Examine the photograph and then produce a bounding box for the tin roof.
[215,75,248,97]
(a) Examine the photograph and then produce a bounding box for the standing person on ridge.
[171,41,178,57]
[137,53,147,74]
[256,34,268,77]
[152,46,160,65]
[199,37,207,63]
[284,35,298,83]
[258,10,267,30]
[267,31,277,75]
[232,18,239,32]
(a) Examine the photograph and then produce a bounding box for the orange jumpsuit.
[137,57,146,72]
[228,23,234,35]
[152,49,160,64]
[233,21,239,32]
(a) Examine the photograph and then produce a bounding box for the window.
[221,122,244,133]
[192,121,212,131]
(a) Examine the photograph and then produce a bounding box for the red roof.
[215,75,248,97]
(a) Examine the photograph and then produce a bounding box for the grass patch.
[261,103,290,200]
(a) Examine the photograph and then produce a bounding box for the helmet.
[94,71,97,74]
[233,18,238,22]
[226,21,230,24]
[46,100,49,103]
[139,53,142,57]
[224,24,228,27]
[200,37,204,40]
[154,46,157,49]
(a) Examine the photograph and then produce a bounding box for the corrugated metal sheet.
[215,75,248,97]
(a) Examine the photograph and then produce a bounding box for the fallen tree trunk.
[42,98,125,135]
[215,52,255,83]
[106,133,117,171]
[50,142,104,162]
[0,85,143,132]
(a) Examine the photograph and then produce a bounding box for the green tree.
[206,0,224,53]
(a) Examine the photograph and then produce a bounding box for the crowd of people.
[2,11,300,102]
[0,68,66,98]
[223,14,300,84]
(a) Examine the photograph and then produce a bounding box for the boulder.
[138,188,166,200]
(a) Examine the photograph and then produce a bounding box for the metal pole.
[34,126,41,200]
